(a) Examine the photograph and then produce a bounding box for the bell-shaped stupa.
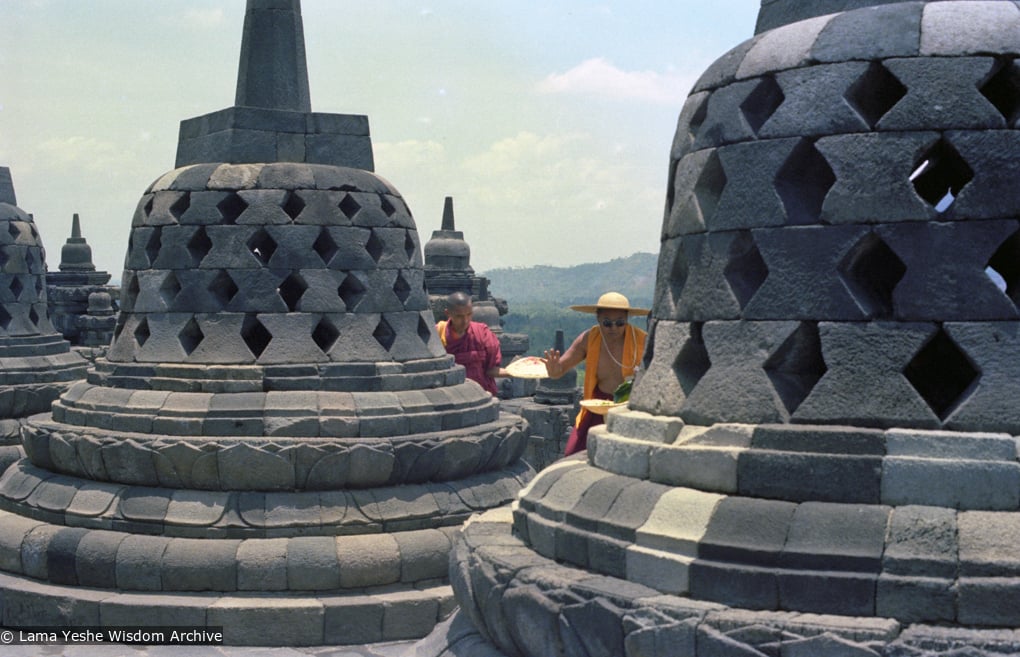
[440,1,1020,655]
[0,168,86,449]
[0,1,528,646]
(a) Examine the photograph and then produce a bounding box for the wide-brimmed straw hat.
[569,292,650,316]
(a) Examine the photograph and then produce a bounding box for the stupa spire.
[0,167,15,205]
[441,196,456,230]
[234,0,311,112]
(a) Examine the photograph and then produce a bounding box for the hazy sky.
[2,1,760,279]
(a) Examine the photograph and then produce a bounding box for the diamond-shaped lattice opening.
[312,317,340,353]
[282,191,305,221]
[143,196,155,218]
[208,270,239,308]
[159,271,181,307]
[380,195,397,218]
[845,62,907,127]
[170,193,191,221]
[0,249,8,270]
[187,226,213,266]
[417,315,432,345]
[693,150,727,227]
[365,231,385,263]
[0,305,10,331]
[24,250,36,271]
[7,222,20,241]
[145,227,162,266]
[27,305,39,328]
[688,95,709,142]
[34,275,43,297]
[247,228,277,265]
[740,75,784,134]
[838,232,906,318]
[910,140,973,213]
[178,317,204,356]
[673,322,711,395]
[241,314,272,358]
[339,194,362,220]
[373,317,396,351]
[123,273,141,311]
[667,247,690,308]
[776,139,835,225]
[338,273,367,311]
[217,192,248,224]
[724,231,769,310]
[393,272,412,305]
[134,318,150,346]
[904,327,979,420]
[278,272,308,312]
[987,228,1020,304]
[404,231,416,262]
[981,58,1020,125]
[8,276,23,300]
[764,322,827,415]
[313,228,339,266]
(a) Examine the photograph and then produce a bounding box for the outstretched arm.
[542,330,588,378]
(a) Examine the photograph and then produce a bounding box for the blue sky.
[1,1,760,277]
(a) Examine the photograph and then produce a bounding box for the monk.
[543,292,648,455]
[436,291,506,395]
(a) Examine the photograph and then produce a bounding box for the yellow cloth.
[577,324,647,427]
[436,320,448,347]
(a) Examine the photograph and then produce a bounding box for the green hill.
[482,252,658,355]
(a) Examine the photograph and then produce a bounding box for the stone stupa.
[0,168,87,451]
[46,212,115,348]
[437,1,1020,655]
[0,1,528,646]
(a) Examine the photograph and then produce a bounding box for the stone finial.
[59,213,96,272]
[442,196,456,231]
[0,167,16,206]
[234,0,311,112]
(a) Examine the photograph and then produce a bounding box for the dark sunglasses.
[601,319,627,328]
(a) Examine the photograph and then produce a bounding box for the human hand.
[542,349,561,377]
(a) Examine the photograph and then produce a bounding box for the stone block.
[590,431,650,479]
[119,487,171,523]
[20,524,61,580]
[165,489,230,527]
[336,534,400,588]
[650,443,742,493]
[743,225,872,319]
[762,62,871,138]
[812,2,922,62]
[563,474,636,533]
[958,511,1020,577]
[689,560,778,611]
[816,132,938,225]
[115,534,171,591]
[711,140,800,231]
[393,528,452,583]
[599,480,672,544]
[534,465,613,522]
[888,57,1007,130]
[626,544,692,595]
[161,538,240,591]
[883,505,958,578]
[235,538,287,591]
[737,13,833,79]
[886,426,1016,460]
[780,502,889,571]
[287,536,340,590]
[607,409,685,444]
[738,451,882,504]
[690,79,760,151]
[794,322,941,428]
[99,592,209,627]
[0,511,44,573]
[876,574,956,623]
[779,570,877,615]
[950,131,1020,221]
[921,0,1020,56]
[882,458,1020,510]
[1,577,107,627]
[208,597,324,646]
[880,220,1019,321]
[322,594,384,644]
[379,588,441,641]
[46,526,89,584]
[698,497,796,567]
[944,322,1020,433]
[634,487,724,556]
[957,576,1020,626]
[692,38,757,93]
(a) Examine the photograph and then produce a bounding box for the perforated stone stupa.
[0,1,528,646]
[0,168,87,448]
[46,212,116,347]
[441,1,1020,655]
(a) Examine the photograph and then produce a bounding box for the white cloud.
[36,136,129,172]
[537,57,693,104]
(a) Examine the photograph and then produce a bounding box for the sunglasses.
[601,319,627,328]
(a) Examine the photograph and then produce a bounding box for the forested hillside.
[483,252,658,355]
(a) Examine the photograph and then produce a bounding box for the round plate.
[579,399,625,415]
[505,356,549,379]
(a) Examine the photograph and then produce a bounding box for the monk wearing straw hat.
[543,291,649,455]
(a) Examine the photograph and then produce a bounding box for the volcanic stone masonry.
[0,168,87,461]
[0,0,530,646]
[433,1,1020,656]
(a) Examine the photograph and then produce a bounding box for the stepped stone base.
[0,570,455,646]
[444,508,1020,657]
